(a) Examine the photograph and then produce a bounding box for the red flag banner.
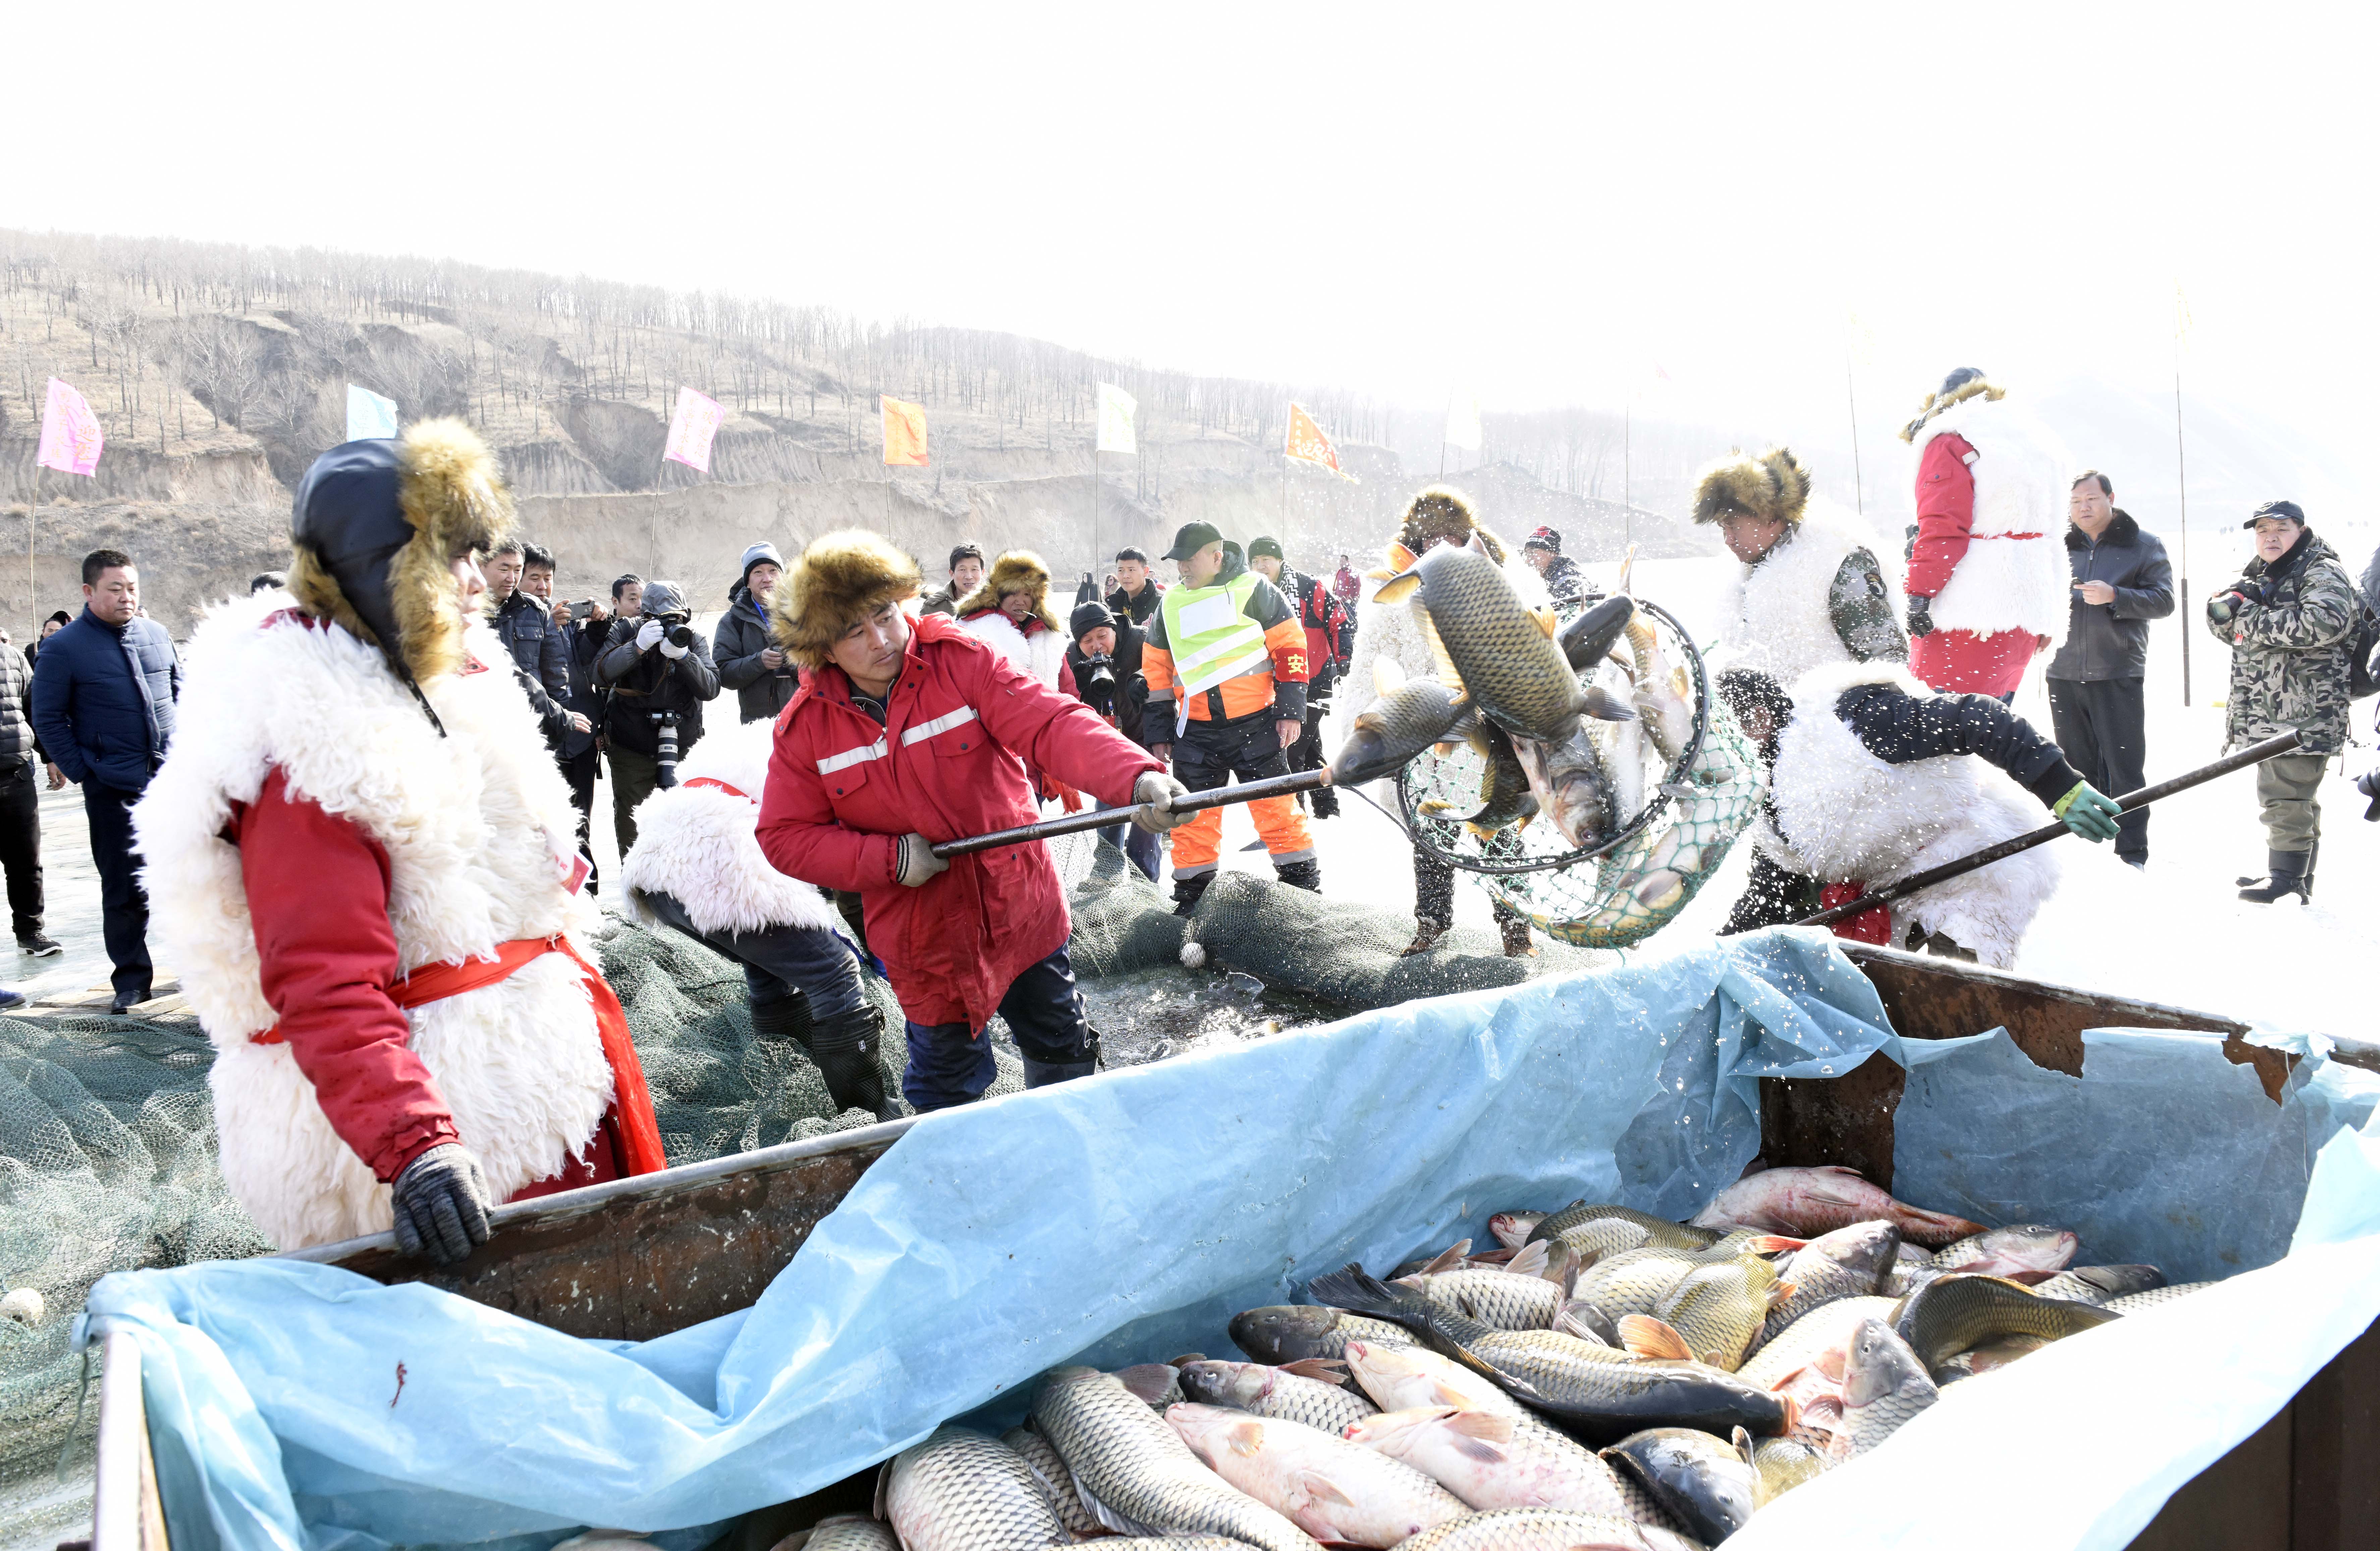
[1284,402,1352,481]
[882,395,928,466]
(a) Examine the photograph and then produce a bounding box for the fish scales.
[1891,1276,2120,1370]
[1000,1427,1105,1539]
[1529,1205,1717,1253]
[1343,1406,1644,1523]
[1177,1359,1380,1433]
[1030,1367,1324,1551]
[805,1518,897,1551]
[1406,1266,1564,1331]
[1735,1297,1898,1391]
[881,1427,1068,1551]
[1390,1506,1710,1551]
[1166,1404,1468,1549]
[1745,1223,1901,1360]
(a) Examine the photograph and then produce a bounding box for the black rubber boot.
[1499,913,1536,959]
[749,991,817,1054]
[1274,860,1322,892]
[2237,849,2311,904]
[807,1003,901,1121]
[1024,1025,1102,1088]
[1172,873,1215,917]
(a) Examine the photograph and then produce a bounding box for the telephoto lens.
[666,624,696,649]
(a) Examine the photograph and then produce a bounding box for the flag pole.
[1847,360,1864,516]
[26,465,37,629]
[1091,443,1100,585]
[2175,369,2191,709]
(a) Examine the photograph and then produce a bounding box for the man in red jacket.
[757,530,1188,1112]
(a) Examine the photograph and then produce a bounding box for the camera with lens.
[652,609,696,650]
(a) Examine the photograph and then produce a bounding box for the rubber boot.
[1024,1026,1103,1089]
[749,991,816,1054]
[1274,859,1322,893]
[807,1003,901,1121]
[1499,912,1536,959]
[1172,873,1215,917]
[1400,915,1449,958]
[2237,848,2311,904]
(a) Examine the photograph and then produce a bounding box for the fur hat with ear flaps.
[289,418,514,689]
[774,528,924,668]
[1897,367,2005,444]
[954,550,1060,631]
[1387,485,1509,569]
[1692,446,1814,527]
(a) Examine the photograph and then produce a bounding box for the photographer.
[716,541,798,723]
[1066,600,1159,881]
[596,579,720,854]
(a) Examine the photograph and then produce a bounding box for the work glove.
[390,1143,493,1265]
[2051,782,2123,843]
[657,635,689,660]
[1132,770,1194,833]
[1906,596,1936,638]
[635,618,665,652]
[894,833,949,888]
[2207,591,2249,627]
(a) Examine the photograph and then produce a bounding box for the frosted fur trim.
[134,590,610,1248]
[958,609,1068,690]
[1910,395,2075,647]
[622,717,840,935]
[1712,499,1902,688]
[1761,658,2057,968]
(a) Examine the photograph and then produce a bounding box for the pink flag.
[37,378,103,477]
[663,385,725,474]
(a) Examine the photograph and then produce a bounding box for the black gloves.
[390,1143,494,1265]
[1906,597,1936,639]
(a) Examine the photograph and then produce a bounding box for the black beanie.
[1069,600,1117,641]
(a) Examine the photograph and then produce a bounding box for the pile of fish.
[787,1165,2207,1551]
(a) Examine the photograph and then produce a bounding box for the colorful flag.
[346,384,399,442]
[37,378,102,477]
[882,395,928,466]
[1096,382,1137,455]
[1284,402,1351,480]
[1444,394,1482,450]
[664,386,726,474]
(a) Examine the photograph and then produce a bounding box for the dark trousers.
[1093,802,1163,883]
[2047,677,2149,861]
[1719,847,1824,936]
[609,747,661,857]
[84,782,151,1000]
[640,889,866,1021]
[560,744,601,886]
[902,943,1095,1113]
[1413,840,1521,929]
[0,762,43,939]
[1288,699,1340,818]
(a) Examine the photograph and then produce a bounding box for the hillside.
[0,231,1714,631]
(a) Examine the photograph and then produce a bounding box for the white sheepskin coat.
[621,716,841,935]
[1911,394,2076,648]
[957,610,1068,690]
[133,592,612,1251]
[1713,498,1904,688]
[1760,659,2059,968]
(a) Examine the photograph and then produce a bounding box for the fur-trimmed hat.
[1393,485,1509,565]
[1897,367,2005,444]
[289,418,515,688]
[955,550,1061,631]
[773,529,923,668]
[1692,447,1813,527]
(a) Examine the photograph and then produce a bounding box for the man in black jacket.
[30,549,180,1010]
[2044,472,2174,868]
[715,541,798,723]
[1065,600,1159,880]
[596,578,719,853]
[0,635,55,957]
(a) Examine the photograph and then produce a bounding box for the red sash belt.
[684,777,750,799]
[1819,881,1894,946]
[253,934,667,1177]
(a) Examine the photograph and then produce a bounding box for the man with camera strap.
[595,579,721,854]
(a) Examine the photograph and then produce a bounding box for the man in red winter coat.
[757,530,1189,1112]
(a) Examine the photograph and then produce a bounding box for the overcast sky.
[12,3,2373,456]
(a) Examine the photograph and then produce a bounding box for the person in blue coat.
[30,548,180,1011]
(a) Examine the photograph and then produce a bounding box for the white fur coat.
[1761,659,2058,968]
[1713,499,1904,688]
[133,592,612,1250]
[958,610,1067,690]
[1911,395,2075,647]
[621,717,841,935]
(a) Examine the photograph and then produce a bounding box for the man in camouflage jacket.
[2207,500,2363,902]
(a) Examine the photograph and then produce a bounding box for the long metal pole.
[2175,370,2192,708]
[1791,732,2300,930]
[933,768,1330,859]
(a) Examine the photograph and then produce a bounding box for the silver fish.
[2030,1266,2167,1307]
[1176,1357,1379,1434]
[2102,1281,2215,1315]
[1166,1403,1468,1548]
[880,1427,1067,1551]
[804,1518,897,1551]
[1231,1305,1416,1365]
[1825,1320,1938,1461]
[1745,1222,1902,1359]
[1390,1507,1708,1551]
[1345,1405,1639,1521]
[1928,1225,2077,1279]
[1000,1427,1104,1539]
[1029,1367,1323,1551]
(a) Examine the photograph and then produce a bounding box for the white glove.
[895,833,949,887]
[658,637,689,660]
[636,619,665,651]
[1132,770,1194,833]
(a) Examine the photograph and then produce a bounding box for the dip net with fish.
[1395,597,1762,948]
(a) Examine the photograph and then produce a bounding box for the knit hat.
[1248,536,1285,563]
[2244,499,2306,530]
[1523,526,1561,554]
[1069,600,1117,641]
[740,541,784,581]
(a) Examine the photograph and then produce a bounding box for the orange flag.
[882,395,928,466]
[1284,402,1353,480]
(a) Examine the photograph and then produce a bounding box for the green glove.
[2052,782,2123,843]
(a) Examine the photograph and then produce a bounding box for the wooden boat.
[90,942,2379,1551]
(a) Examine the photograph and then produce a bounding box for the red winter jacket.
[1906,430,2040,697]
[757,612,1161,1029]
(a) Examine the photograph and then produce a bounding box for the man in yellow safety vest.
[1142,522,1321,914]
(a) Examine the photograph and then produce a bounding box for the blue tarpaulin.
[80,928,2380,1551]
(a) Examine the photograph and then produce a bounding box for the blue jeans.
[1095,802,1162,882]
[902,943,1095,1112]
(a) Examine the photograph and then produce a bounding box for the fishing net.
[1397,598,1761,948]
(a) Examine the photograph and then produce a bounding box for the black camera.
[1082,651,1116,691]
[652,610,696,650]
